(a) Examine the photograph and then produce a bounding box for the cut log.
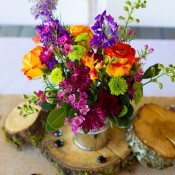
[126,103,175,169]
[41,124,133,175]
[3,101,46,149]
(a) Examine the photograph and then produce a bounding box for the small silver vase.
[73,124,110,151]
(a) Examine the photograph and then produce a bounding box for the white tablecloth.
[0,37,175,96]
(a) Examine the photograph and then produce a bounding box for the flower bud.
[148,48,154,53]
[134,19,140,23]
[159,83,163,89]
[119,16,125,20]
[123,6,129,11]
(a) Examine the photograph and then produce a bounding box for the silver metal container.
[73,125,110,151]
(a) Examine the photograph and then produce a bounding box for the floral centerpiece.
[21,0,175,135]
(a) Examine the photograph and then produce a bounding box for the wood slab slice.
[41,124,131,175]
[3,101,45,149]
[126,103,175,169]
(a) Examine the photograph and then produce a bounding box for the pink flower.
[57,35,71,45]
[62,44,73,55]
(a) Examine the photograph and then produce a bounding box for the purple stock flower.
[90,10,118,49]
[30,0,59,21]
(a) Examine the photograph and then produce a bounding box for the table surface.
[0,95,175,175]
[1,37,175,96]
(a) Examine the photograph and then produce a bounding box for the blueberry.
[54,130,62,137]
[54,139,64,147]
[97,155,107,163]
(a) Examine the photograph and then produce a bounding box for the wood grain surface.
[0,95,175,175]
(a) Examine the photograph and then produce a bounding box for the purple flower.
[46,59,57,69]
[30,0,59,22]
[90,10,118,49]
[35,19,69,46]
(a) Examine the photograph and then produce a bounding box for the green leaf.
[111,115,130,128]
[46,122,54,131]
[116,117,130,128]
[118,105,128,117]
[61,102,75,117]
[41,101,56,111]
[47,107,66,129]
[142,64,161,79]
[133,83,143,104]
[120,95,130,108]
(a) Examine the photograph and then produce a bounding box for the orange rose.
[105,43,137,77]
[21,46,47,79]
[105,43,136,58]
[69,25,93,50]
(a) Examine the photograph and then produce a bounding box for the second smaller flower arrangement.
[20,0,175,134]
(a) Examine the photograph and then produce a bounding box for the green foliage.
[142,64,161,79]
[119,0,147,42]
[46,107,66,130]
[41,101,56,110]
[110,95,134,128]
[133,83,143,104]
[29,133,43,149]
[143,64,175,89]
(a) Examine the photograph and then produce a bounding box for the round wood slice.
[3,101,46,149]
[41,124,131,175]
[126,103,175,169]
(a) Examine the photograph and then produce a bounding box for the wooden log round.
[3,101,46,149]
[126,103,175,169]
[41,124,132,175]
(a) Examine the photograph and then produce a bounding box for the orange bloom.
[81,54,97,69]
[21,46,47,79]
[32,33,41,44]
[105,43,137,77]
[69,25,93,50]
[90,69,98,81]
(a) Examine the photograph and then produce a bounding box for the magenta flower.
[62,44,73,55]
[71,115,85,133]
[68,94,76,103]
[40,49,52,64]
[79,105,90,115]
[57,89,65,100]
[36,90,46,105]
[81,105,106,131]
[57,35,71,46]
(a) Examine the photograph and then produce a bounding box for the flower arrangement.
[21,0,175,133]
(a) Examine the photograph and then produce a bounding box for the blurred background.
[0,0,175,39]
